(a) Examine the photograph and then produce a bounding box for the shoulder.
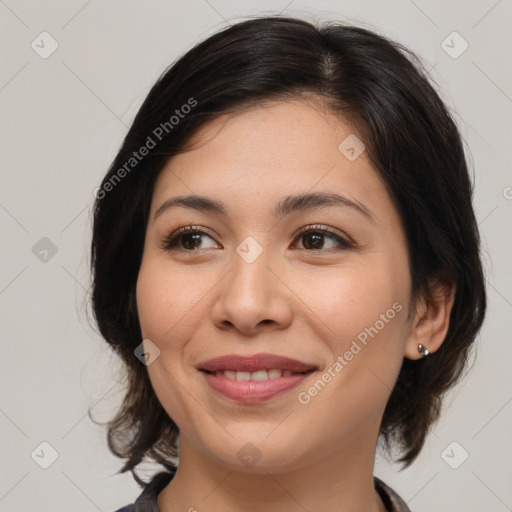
[374,476,411,512]
[111,470,176,512]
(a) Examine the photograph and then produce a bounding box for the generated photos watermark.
[94,97,197,200]
[297,301,403,405]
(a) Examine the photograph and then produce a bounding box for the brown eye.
[301,232,326,250]
[160,226,219,251]
[293,225,353,251]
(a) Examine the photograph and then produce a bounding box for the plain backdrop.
[0,1,511,511]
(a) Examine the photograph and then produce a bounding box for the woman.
[90,15,486,512]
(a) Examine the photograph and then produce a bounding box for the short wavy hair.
[89,15,486,486]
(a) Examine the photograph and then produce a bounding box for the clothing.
[113,469,411,512]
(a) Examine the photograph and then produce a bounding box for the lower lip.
[200,371,313,403]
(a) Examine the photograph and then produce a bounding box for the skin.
[135,97,455,512]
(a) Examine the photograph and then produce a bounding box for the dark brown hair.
[89,15,486,485]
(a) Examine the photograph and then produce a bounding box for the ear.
[404,279,456,360]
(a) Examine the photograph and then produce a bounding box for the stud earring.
[418,344,430,357]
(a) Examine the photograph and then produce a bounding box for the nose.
[210,245,294,336]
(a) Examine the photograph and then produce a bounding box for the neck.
[157,435,387,512]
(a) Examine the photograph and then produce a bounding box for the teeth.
[216,369,300,381]
[268,369,282,379]
[251,370,269,381]
[235,371,251,381]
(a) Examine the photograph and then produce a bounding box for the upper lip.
[198,353,317,373]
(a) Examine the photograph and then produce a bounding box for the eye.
[159,225,220,251]
[291,224,353,251]
[159,224,353,253]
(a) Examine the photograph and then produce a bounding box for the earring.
[418,344,430,358]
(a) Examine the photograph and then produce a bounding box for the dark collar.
[132,470,411,512]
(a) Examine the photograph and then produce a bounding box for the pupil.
[304,233,322,250]
[183,233,201,250]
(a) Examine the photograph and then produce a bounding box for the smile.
[209,368,302,380]
[197,353,317,403]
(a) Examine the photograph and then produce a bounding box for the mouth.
[198,352,317,373]
[197,353,317,403]
[200,368,313,380]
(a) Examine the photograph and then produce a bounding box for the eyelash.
[159,224,354,253]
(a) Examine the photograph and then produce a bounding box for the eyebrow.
[153,192,374,222]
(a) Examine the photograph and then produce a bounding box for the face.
[136,98,414,473]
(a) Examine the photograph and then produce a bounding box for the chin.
[198,433,310,474]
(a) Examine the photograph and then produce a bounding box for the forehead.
[150,99,393,225]
[172,98,356,174]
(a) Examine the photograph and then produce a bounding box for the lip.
[201,371,313,403]
[198,353,317,373]
[197,353,317,404]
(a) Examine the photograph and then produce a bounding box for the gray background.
[0,1,511,511]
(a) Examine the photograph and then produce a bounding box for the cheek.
[135,259,205,429]
[136,257,205,342]
[293,254,410,406]
[293,277,408,449]
[296,256,409,349]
